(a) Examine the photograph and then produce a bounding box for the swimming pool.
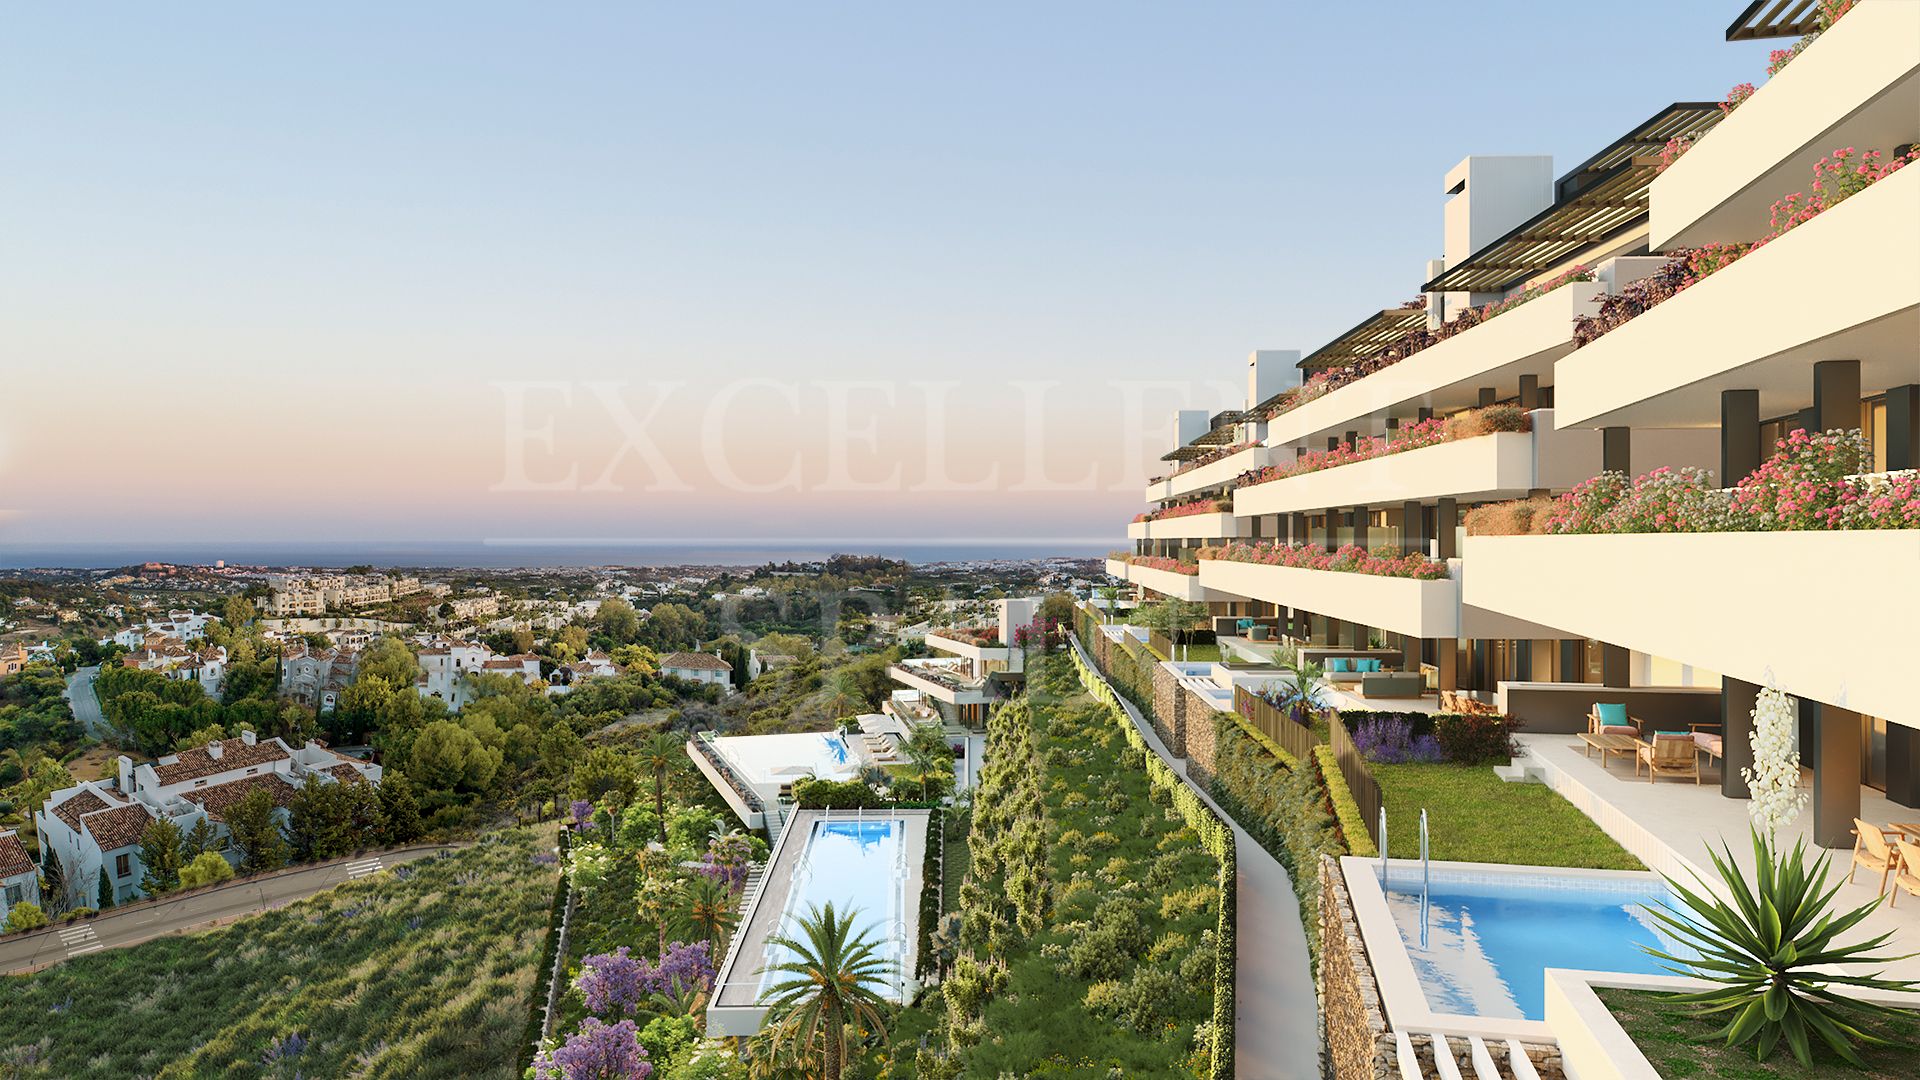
[1381,868,1685,1021]
[759,819,908,998]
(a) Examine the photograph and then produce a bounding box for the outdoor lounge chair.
[1892,840,1920,908]
[1849,819,1900,895]
[1588,703,1637,737]
[1637,734,1700,783]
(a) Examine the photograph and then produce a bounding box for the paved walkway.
[1070,637,1320,1080]
[64,665,112,740]
[0,844,458,974]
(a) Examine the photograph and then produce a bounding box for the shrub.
[1313,744,1377,859]
[179,851,237,889]
[1463,497,1552,536]
[1431,714,1519,765]
[788,777,886,809]
[1352,717,1442,764]
[4,901,46,933]
[1084,966,1185,1032]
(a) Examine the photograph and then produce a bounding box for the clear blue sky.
[0,2,1778,549]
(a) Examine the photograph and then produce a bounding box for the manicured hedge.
[917,807,945,978]
[1313,744,1377,859]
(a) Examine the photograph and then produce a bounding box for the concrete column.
[1720,389,1761,486]
[1721,677,1758,799]
[1434,639,1460,691]
[1887,723,1920,809]
[1324,512,1338,553]
[1518,374,1541,410]
[1435,498,1458,560]
[1401,499,1425,556]
[1601,643,1630,688]
[1558,640,1584,683]
[1514,639,1533,682]
[1603,427,1631,474]
[1885,384,1920,471]
[1812,702,1863,849]
[1477,387,1497,408]
[1344,430,1359,451]
[1291,512,1309,547]
[1812,359,1861,434]
[1796,406,1818,436]
[1417,407,1433,422]
[1352,506,1369,550]
[1327,436,1340,453]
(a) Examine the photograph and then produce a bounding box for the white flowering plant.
[1741,686,1806,835]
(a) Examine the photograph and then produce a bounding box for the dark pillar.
[1721,677,1758,799]
[1477,387,1497,408]
[1433,639,1459,691]
[1514,639,1533,682]
[1812,703,1863,849]
[1518,374,1541,410]
[1345,430,1359,451]
[1796,406,1818,437]
[1327,436,1340,453]
[1885,384,1920,470]
[1812,359,1861,434]
[1887,724,1920,809]
[1386,417,1400,434]
[1558,640,1584,684]
[1417,407,1434,423]
[1603,427,1631,474]
[1291,512,1309,548]
[1720,389,1762,487]
[1401,499,1425,556]
[1435,498,1458,560]
[1601,643,1630,688]
[1352,506,1369,550]
[1325,512,1338,553]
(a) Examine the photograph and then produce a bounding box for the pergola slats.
[1422,103,1724,295]
[1294,305,1430,373]
[1727,0,1822,41]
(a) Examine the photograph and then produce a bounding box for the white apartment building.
[32,732,380,905]
[659,651,733,691]
[1119,1,1918,850]
[886,597,1039,728]
[107,610,213,650]
[280,642,360,712]
[415,638,545,707]
[122,642,228,698]
[0,829,39,921]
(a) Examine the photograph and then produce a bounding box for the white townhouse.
[659,651,733,691]
[280,641,360,712]
[0,829,40,921]
[32,732,381,905]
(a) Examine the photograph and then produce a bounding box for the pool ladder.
[1380,807,1432,948]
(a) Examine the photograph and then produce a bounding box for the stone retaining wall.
[1149,661,1188,756]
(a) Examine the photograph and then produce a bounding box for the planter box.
[1235,426,1595,517]
[1463,531,1920,726]
[1652,2,1920,249]
[924,633,1011,664]
[1266,283,1600,450]
[1197,557,1459,638]
[1558,166,1920,429]
[1126,519,1152,541]
[1105,558,1131,580]
[1158,444,1272,502]
[1145,511,1251,542]
[1127,561,1215,602]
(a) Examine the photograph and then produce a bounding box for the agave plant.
[1641,827,1916,1066]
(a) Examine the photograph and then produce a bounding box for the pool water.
[761,819,907,998]
[822,733,850,765]
[1383,871,1686,1020]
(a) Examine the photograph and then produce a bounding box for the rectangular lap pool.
[759,819,909,997]
[1380,866,1685,1021]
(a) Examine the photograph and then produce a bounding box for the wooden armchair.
[1588,704,1637,737]
[1850,819,1900,896]
[1637,734,1700,783]
[1892,840,1920,908]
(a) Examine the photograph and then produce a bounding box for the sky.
[0,2,1780,555]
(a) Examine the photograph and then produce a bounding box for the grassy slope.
[1597,988,1920,1078]
[1373,762,1641,870]
[0,829,559,1080]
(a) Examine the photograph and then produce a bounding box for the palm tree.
[1272,643,1330,724]
[637,732,682,839]
[757,902,895,1080]
[1096,584,1124,623]
[903,725,952,801]
[672,874,739,950]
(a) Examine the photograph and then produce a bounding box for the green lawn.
[1597,988,1920,1078]
[1144,641,1222,663]
[1373,762,1641,870]
[0,829,559,1079]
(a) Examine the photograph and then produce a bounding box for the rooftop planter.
[1652,0,1916,247]
[1153,444,1273,502]
[1142,512,1252,542]
[1110,555,1215,602]
[1197,547,1459,640]
[1556,162,1920,428]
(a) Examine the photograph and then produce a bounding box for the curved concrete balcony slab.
[1196,557,1460,639]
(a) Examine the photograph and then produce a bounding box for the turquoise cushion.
[1366,659,1383,672]
[1595,703,1627,725]
[1329,658,1350,673]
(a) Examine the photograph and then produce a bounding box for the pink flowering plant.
[1136,497,1232,523]
[1199,541,1451,581]
[1126,555,1200,576]
[1242,406,1530,489]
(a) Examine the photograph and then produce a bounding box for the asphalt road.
[0,844,459,975]
[64,665,110,740]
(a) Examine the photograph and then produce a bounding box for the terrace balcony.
[887,658,992,706]
[1149,444,1273,503]
[1233,414,1606,518]
[1652,0,1920,249]
[923,627,1009,662]
[1108,557,1222,603]
[1462,531,1919,728]
[1197,557,1464,640]
[1131,511,1254,543]
[1557,166,1920,428]
[1265,282,1602,451]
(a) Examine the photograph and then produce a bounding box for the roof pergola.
[1159,411,1251,460]
[1726,0,1823,41]
[1422,102,1724,296]
[1295,305,1430,372]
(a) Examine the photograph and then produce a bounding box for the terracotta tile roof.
[181,773,300,821]
[51,789,114,832]
[326,763,365,783]
[660,651,731,672]
[0,832,33,879]
[153,738,291,786]
[82,804,155,852]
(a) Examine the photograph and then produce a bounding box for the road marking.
[59,925,102,956]
[346,858,385,878]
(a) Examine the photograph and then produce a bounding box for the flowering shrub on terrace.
[1198,542,1451,580]
[1759,146,1919,250]
[1466,429,1920,535]
[1135,498,1232,523]
[1261,272,1591,425]
[1127,555,1200,576]
[1169,441,1256,478]
[1242,406,1530,488]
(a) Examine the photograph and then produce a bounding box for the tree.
[1096,584,1124,623]
[608,644,657,676]
[222,596,257,628]
[407,720,503,793]
[532,1017,651,1080]
[594,598,644,644]
[97,866,114,909]
[3,901,46,933]
[225,787,289,872]
[903,725,954,802]
[179,850,235,889]
[756,902,895,1080]
[672,875,739,950]
[176,723,229,753]
[636,735,683,837]
[182,816,218,859]
[358,636,419,687]
[378,770,424,842]
[289,778,362,862]
[138,818,184,895]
